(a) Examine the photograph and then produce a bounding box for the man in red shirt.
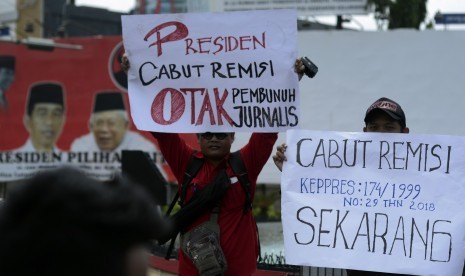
[153,132,277,275]
[121,55,278,275]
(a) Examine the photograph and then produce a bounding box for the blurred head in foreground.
[0,166,169,276]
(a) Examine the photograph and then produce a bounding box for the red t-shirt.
[151,132,278,276]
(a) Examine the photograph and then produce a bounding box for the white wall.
[233,30,465,184]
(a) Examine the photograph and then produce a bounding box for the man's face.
[25,103,64,151]
[198,132,234,161]
[90,110,128,151]
[364,111,408,133]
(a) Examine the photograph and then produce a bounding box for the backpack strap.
[170,150,249,214]
[229,151,252,214]
[164,151,204,260]
[179,152,204,206]
[166,150,204,216]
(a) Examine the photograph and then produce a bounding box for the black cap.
[92,92,126,113]
[0,56,15,70]
[27,83,64,115]
[364,97,406,128]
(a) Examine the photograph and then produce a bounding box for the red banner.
[0,36,197,182]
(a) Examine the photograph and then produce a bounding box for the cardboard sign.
[122,10,299,133]
[281,129,465,275]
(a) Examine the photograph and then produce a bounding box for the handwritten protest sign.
[122,10,298,133]
[281,129,465,275]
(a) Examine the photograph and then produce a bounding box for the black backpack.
[163,150,254,259]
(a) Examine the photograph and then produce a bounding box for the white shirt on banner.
[70,131,156,152]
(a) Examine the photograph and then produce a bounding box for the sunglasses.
[200,132,229,140]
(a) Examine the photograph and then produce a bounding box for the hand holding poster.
[281,129,465,275]
[121,10,299,133]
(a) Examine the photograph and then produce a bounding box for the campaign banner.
[281,129,465,275]
[0,36,197,182]
[122,9,299,133]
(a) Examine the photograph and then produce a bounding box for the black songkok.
[92,92,126,113]
[27,83,64,115]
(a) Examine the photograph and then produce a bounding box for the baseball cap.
[364,97,406,128]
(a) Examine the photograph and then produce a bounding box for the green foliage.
[161,201,181,214]
[389,0,427,29]
[252,187,281,221]
[266,204,280,220]
[425,19,434,29]
[368,0,428,30]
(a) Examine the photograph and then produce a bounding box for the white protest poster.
[121,10,298,133]
[281,129,465,275]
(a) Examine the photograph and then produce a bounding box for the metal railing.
[151,242,347,276]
